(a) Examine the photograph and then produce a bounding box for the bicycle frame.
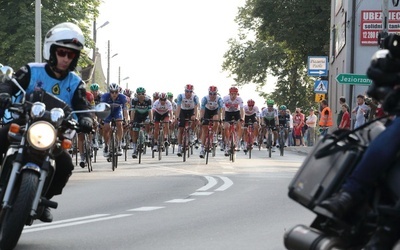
[204,119,219,164]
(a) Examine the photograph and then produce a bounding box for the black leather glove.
[79,116,93,133]
[0,93,12,110]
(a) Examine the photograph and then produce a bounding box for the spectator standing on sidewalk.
[305,108,317,146]
[293,107,304,146]
[339,103,351,130]
[336,96,348,128]
[318,99,333,136]
[352,94,370,129]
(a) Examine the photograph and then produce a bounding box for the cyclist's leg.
[77,133,85,167]
[102,118,111,157]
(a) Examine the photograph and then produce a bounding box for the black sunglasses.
[110,91,118,94]
[56,49,76,59]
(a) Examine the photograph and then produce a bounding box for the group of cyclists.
[84,82,292,165]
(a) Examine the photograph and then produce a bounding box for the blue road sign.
[314,80,328,93]
[308,56,328,76]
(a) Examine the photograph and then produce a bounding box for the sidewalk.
[285,145,314,155]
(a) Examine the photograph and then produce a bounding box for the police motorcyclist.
[0,22,93,223]
[320,34,400,249]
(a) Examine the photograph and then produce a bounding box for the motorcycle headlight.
[27,121,56,150]
[30,102,46,119]
[50,108,65,127]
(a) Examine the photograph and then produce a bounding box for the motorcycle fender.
[21,162,41,173]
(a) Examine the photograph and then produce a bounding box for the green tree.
[0,0,100,70]
[222,0,330,111]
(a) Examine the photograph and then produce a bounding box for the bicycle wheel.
[124,132,129,162]
[267,131,272,158]
[158,129,163,161]
[230,134,235,162]
[279,131,285,156]
[84,134,92,172]
[182,129,187,162]
[205,135,211,165]
[110,132,116,171]
[138,129,144,164]
[113,132,118,169]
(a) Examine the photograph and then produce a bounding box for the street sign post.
[335,74,372,85]
[314,80,328,93]
[307,56,328,76]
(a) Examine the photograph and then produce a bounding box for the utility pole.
[379,0,389,48]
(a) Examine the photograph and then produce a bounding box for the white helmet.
[43,22,85,71]
[109,83,120,92]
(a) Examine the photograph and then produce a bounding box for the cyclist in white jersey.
[167,92,178,143]
[222,86,244,156]
[199,86,224,158]
[260,99,279,149]
[243,99,260,151]
[175,84,199,157]
[152,92,173,151]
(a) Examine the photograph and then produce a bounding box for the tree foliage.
[0,0,100,70]
[222,0,330,111]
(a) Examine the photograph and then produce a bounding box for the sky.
[95,0,275,106]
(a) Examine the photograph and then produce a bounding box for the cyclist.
[222,86,244,156]
[121,88,133,148]
[175,84,199,157]
[199,86,224,158]
[277,105,290,148]
[152,92,173,152]
[90,83,104,149]
[167,92,178,142]
[153,92,160,104]
[100,83,129,157]
[260,99,279,150]
[130,87,152,158]
[243,99,260,152]
[78,88,96,167]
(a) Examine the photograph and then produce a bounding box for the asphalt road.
[16,145,315,250]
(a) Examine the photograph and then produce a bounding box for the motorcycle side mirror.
[0,65,14,83]
[94,103,111,119]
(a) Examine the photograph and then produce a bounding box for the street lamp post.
[106,40,118,88]
[91,20,109,83]
[122,76,130,89]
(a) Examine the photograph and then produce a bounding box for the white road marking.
[23,214,132,233]
[127,206,165,212]
[190,192,214,196]
[165,199,195,203]
[196,176,217,191]
[26,214,110,228]
[215,176,233,191]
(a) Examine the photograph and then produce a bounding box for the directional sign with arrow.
[308,56,328,77]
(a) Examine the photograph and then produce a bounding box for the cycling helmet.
[123,88,132,97]
[159,92,168,100]
[266,99,275,106]
[279,105,287,110]
[153,92,160,99]
[136,87,146,94]
[90,83,99,91]
[167,92,174,98]
[229,86,239,94]
[247,99,255,106]
[109,83,120,92]
[208,85,218,93]
[185,84,194,91]
[43,22,85,71]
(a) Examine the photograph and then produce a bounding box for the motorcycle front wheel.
[0,170,39,250]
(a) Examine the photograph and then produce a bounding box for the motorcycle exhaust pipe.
[284,225,344,250]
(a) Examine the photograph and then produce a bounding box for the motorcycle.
[282,115,400,249]
[0,66,110,250]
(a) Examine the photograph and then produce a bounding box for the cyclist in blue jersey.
[100,83,129,157]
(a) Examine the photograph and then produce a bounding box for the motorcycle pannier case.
[288,132,364,211]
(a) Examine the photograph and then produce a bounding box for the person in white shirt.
[243,99,260,151]
[352,94,370,129]
[222,86,244,156]
[198,86,224,158]
[175,84,199,157]
[152,92,173,152]
[305,108,318,146]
